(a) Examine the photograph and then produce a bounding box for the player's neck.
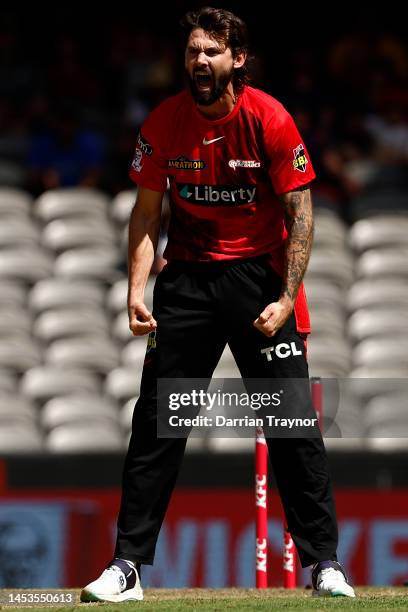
[196,82,237,120]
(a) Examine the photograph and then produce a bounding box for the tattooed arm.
[254,186,314,337]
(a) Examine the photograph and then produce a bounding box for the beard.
[187,65,234,106]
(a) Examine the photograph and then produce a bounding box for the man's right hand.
[128,302,157,336]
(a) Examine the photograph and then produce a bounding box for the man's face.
[185,28,235,106]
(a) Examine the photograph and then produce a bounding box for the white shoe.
[312,560,356,597]
[80,559,143,602]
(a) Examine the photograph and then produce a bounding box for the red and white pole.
[283,528,297,588]
[255,426,268,588]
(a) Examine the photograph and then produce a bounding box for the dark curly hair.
[180,6,251,93]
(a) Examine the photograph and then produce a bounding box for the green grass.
[1,588,408,612]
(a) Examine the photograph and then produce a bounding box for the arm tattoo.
[278,187,314,303]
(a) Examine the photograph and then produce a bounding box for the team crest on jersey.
[168,156,206,171]
[292,144,308,173]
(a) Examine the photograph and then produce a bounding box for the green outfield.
[1,589,408,611]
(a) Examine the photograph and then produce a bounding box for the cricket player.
[81,7,355,601]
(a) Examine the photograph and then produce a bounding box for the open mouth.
[194,71,212,92]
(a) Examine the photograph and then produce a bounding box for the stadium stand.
[0,184,406,453]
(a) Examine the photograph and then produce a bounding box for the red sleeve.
[129,104,168,192]
[264,108,316,195]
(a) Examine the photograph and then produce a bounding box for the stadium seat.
[42,395,119,430]
[107,279,128,313]
[0,424,43,452]
[322,382,365,440]
[0,248,54,283]
[112,310,134,343]
[313,214,348,250]
[366,438,408,451]
[0,370,17,393]
[353,338,408,368]
[356,248,408,279]
[120,396,138,431]
[350,216,408,253]
[34,188,110,222]
[304,280,344,311]
[0,308,32,337]
[45,338,120,373]
[29,279,106,313]
[0,187,32,217]
[0,282,27,308]
[111,190,137,226]
[0,395,37,426]
[108,277,155,313]
[105,366,142,401]
[54,247,122,282]
[324,438,366,451]
[21,367,101,402]
[0,218,41,248]
[0,336,42,372]
[33,308,110,343]
[212,361,241,379]
[309,306,346,338]
[121,339,147,365]
[348,370,408,404]
[348,280,408,312]
[305,249,354,288]
[349,309,408,342]
[46,424,124,453]
[42,218,117,252]
[364,394,408,438]
[307,338,351,377]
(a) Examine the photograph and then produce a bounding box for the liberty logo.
[177,183,257,206]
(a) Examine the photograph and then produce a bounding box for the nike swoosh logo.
[202,136,225,145]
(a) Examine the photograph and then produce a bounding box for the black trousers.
[115,256,338,568]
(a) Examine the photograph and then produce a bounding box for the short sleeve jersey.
[129,86,315,333]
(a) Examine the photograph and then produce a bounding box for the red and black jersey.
[129,86,315,332]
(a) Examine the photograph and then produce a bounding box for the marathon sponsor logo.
[177,183,257,206]
[261,342,302,361]
[137,132,153,156]
[228,159,261,170]
[168,155,206,171]
[292,143,308,172]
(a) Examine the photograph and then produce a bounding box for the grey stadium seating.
[0,187,405,453]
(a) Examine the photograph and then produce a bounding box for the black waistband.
[167,253,271,270]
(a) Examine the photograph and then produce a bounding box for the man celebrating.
[81,7,355,601]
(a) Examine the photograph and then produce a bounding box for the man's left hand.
[253,297,294,337]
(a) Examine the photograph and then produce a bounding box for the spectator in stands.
[26,104,106,194]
